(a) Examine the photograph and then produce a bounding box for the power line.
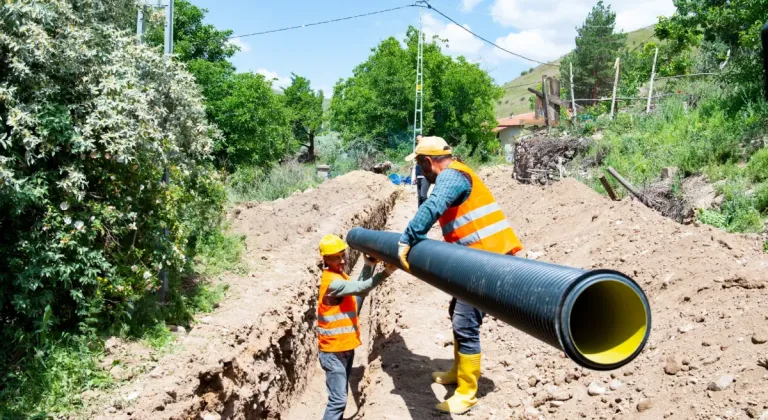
[502,81,541,90]
[227,4,419,39]
[422,1,559,67]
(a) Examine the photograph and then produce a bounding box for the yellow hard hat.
[319,234,347,256]
[405,136,452,162]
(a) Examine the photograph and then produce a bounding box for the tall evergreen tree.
[561,1,627,103]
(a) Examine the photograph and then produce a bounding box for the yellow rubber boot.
[431,340,458,385]
[435,352,481,414]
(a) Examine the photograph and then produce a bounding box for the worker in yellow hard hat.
[398,136,524,414]
[317,234,396,420]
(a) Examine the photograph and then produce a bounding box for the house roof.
[493,112,545,132]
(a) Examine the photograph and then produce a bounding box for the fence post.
[646,47,658,113]
[549,77,561,123]
[610,57,620,120]
[541,75,552,130]
[570,62,577,119]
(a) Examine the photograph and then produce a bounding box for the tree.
[283,74,324,161]
[145,0,237,63]
[146,0,295,171]
[330,27,502,155]
[655,0,768,92]
[561,1,627,103]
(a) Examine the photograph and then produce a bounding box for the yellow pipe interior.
[568,279,648,365]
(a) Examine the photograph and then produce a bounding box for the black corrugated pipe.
[346,228,651,371]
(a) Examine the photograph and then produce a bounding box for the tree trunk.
[307,132,316,162]
[469,142,479,157]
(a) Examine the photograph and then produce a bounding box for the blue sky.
[190,0,675,95]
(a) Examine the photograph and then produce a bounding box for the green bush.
[747,148,768,183]
[227,162,322,202]
[0,1,230,415]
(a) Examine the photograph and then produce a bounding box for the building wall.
[498,126,522,149]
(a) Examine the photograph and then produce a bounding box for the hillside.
[495,25,657,117]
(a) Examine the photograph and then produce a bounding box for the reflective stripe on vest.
[317,325,359,336]
[317,311,357,323]
[441,202,502,237]
[437,161,523,255]
[454,219,512,247]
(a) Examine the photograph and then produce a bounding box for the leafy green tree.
[560,1,627,103]
[146,0,237,63]
[283,74,325,161]
[655,0,767,92]
[330,27,502,155]
[0,0,223,344]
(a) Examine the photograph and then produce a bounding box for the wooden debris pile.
[513,135,592,184]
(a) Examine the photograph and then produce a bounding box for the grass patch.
[0,335,112,418]
[227,162,322,202]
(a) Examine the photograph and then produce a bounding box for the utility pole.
[137,0,174,302]
[646,47,658,113]
[411,2,425,184]
[569,62,576,119]
[610,57,620,120]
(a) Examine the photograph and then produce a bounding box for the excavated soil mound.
[89,171,398,420]
[353,166,768,420]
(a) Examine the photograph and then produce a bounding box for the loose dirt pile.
[345,166,768,420]
[87,171,398,420]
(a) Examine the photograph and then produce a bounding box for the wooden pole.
[610,58,620,120]
[599,175,618,201]
[570,62,577,119]
[550,77,561,123]
[541,75,552,129]
[605,166,646,204]
[646,47,658,113]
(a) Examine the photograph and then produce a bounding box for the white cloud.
[494,30,572,63]
[461,0,483,12]
[227,38,252,53]
[487,0,675,68]
[255,69,291,89]
[422,13,484,56]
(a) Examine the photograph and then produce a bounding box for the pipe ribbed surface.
[346,228,651,370]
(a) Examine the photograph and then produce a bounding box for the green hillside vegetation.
[495,25,657,118]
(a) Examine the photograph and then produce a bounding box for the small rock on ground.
[707,375,734,391]
[637,398,653,412]
[202,413,221,420]
[609,379,622,390]
[665,360,682,375]
[587,381,606,396]
[752,334,767,345]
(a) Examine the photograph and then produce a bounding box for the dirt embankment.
[349,166,768,420]
[90,171,398,420]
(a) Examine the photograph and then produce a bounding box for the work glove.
[397,242,411,271]
[363,254,378,267]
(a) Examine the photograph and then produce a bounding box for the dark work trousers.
[416,176,429,207]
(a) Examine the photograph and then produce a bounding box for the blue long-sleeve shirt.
[399,168,472,246]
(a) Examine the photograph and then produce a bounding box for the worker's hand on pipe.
[363,254,378,267]
[397,242,411,271]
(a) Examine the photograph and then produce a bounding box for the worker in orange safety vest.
[317,234,396,420]
[397,136,523,414]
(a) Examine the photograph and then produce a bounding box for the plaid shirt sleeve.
[399,168,472,246]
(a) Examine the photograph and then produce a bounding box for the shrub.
[747,148,768,183]
[0,1,226,413]
[227,162,322,202]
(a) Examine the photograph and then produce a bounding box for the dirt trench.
[90,171,399,420]
[287,166,768,420]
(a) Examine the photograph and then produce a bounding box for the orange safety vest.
[317,269,362,352]
[438,161,523,255]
